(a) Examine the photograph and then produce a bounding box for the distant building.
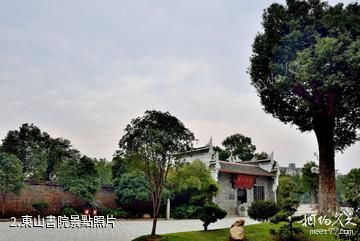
[177,138,280,216]
[279,163,340,177]
[279,163,303,176]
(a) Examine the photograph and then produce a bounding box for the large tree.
[118,110,195,236]
[249,0,360,214]
[0,152,24,217]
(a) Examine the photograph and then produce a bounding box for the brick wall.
[3,183,117,217]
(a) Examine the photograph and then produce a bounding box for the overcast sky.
[0,0,358,174]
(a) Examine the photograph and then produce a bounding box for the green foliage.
[270,198,302,241]
[112,155,133,178]
[60,206,80,216]
[32,201,49,216]
[171,205,200,219]
[1,123,80,181]
[101,207,129,218]
[194,202,227,231]
[95,158,112,185]
[301,161,319,203]
[335,174,346,204]
[114,171,151,204]
[168,160,219,218]
[0,152,24,216]
[249,0,360,151]
[118,110,195,235]
[248,200,281,222]
[56,156,100,203]
[249,0,360,215]
[168,160,218,195]
[222,133,256,161]
[277,175,304,204]
[0,152,24,195]
[336,168,360,241]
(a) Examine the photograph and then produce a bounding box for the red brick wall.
[3,183,117,217]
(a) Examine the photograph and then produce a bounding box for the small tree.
[0,152,24,217]
[270,198,303,241]
[194,202,227,231]
[118,110,195,236]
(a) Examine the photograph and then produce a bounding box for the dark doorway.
[237,188,247,204]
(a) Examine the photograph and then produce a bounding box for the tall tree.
[118,110,194,236]
[249,0,360,214]
[222,133,256,161]
[0,152,24,217]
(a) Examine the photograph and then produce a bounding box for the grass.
[159,222,338,241]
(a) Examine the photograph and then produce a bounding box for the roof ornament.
[270,151,274,161]
[229,152,234,163]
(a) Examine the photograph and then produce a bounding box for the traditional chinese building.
[178,138,280,215]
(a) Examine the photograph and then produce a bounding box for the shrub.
[32,201,49,216]
[270,198,303,241]
[194,202,227,231]
[172,205,199,219]
[248,200,280,222]
[61,206,80,216]
[101,208,129,218]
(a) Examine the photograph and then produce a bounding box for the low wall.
[3,183,117,217]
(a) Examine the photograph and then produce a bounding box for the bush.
[269,198,302,241]
[194,202,227,231]
[32,201,49,216]
[248,200,280,222]
[172,205,200,219]
[101,208,129,218]
[61,206,80,216]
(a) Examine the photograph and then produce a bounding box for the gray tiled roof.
[219,161,276,177]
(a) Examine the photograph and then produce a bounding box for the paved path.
[0,216,258,241]
[0,204,314,241]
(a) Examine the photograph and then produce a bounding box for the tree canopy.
[56,155,100,203]
[249,0,360,214]
[1,123,79,180]
[222,133,256,161]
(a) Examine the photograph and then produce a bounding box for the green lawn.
[162,222,338,241]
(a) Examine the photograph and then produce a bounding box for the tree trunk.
[314,117,338,215]
[151,189,162,236]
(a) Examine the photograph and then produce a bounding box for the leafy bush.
[61,206,80,216]
[101,208,129,218]
[32,201,49,216]
[248,200,280,222]
[270,198,302,241]
[172,205,200,219]
[194,202,227,231]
